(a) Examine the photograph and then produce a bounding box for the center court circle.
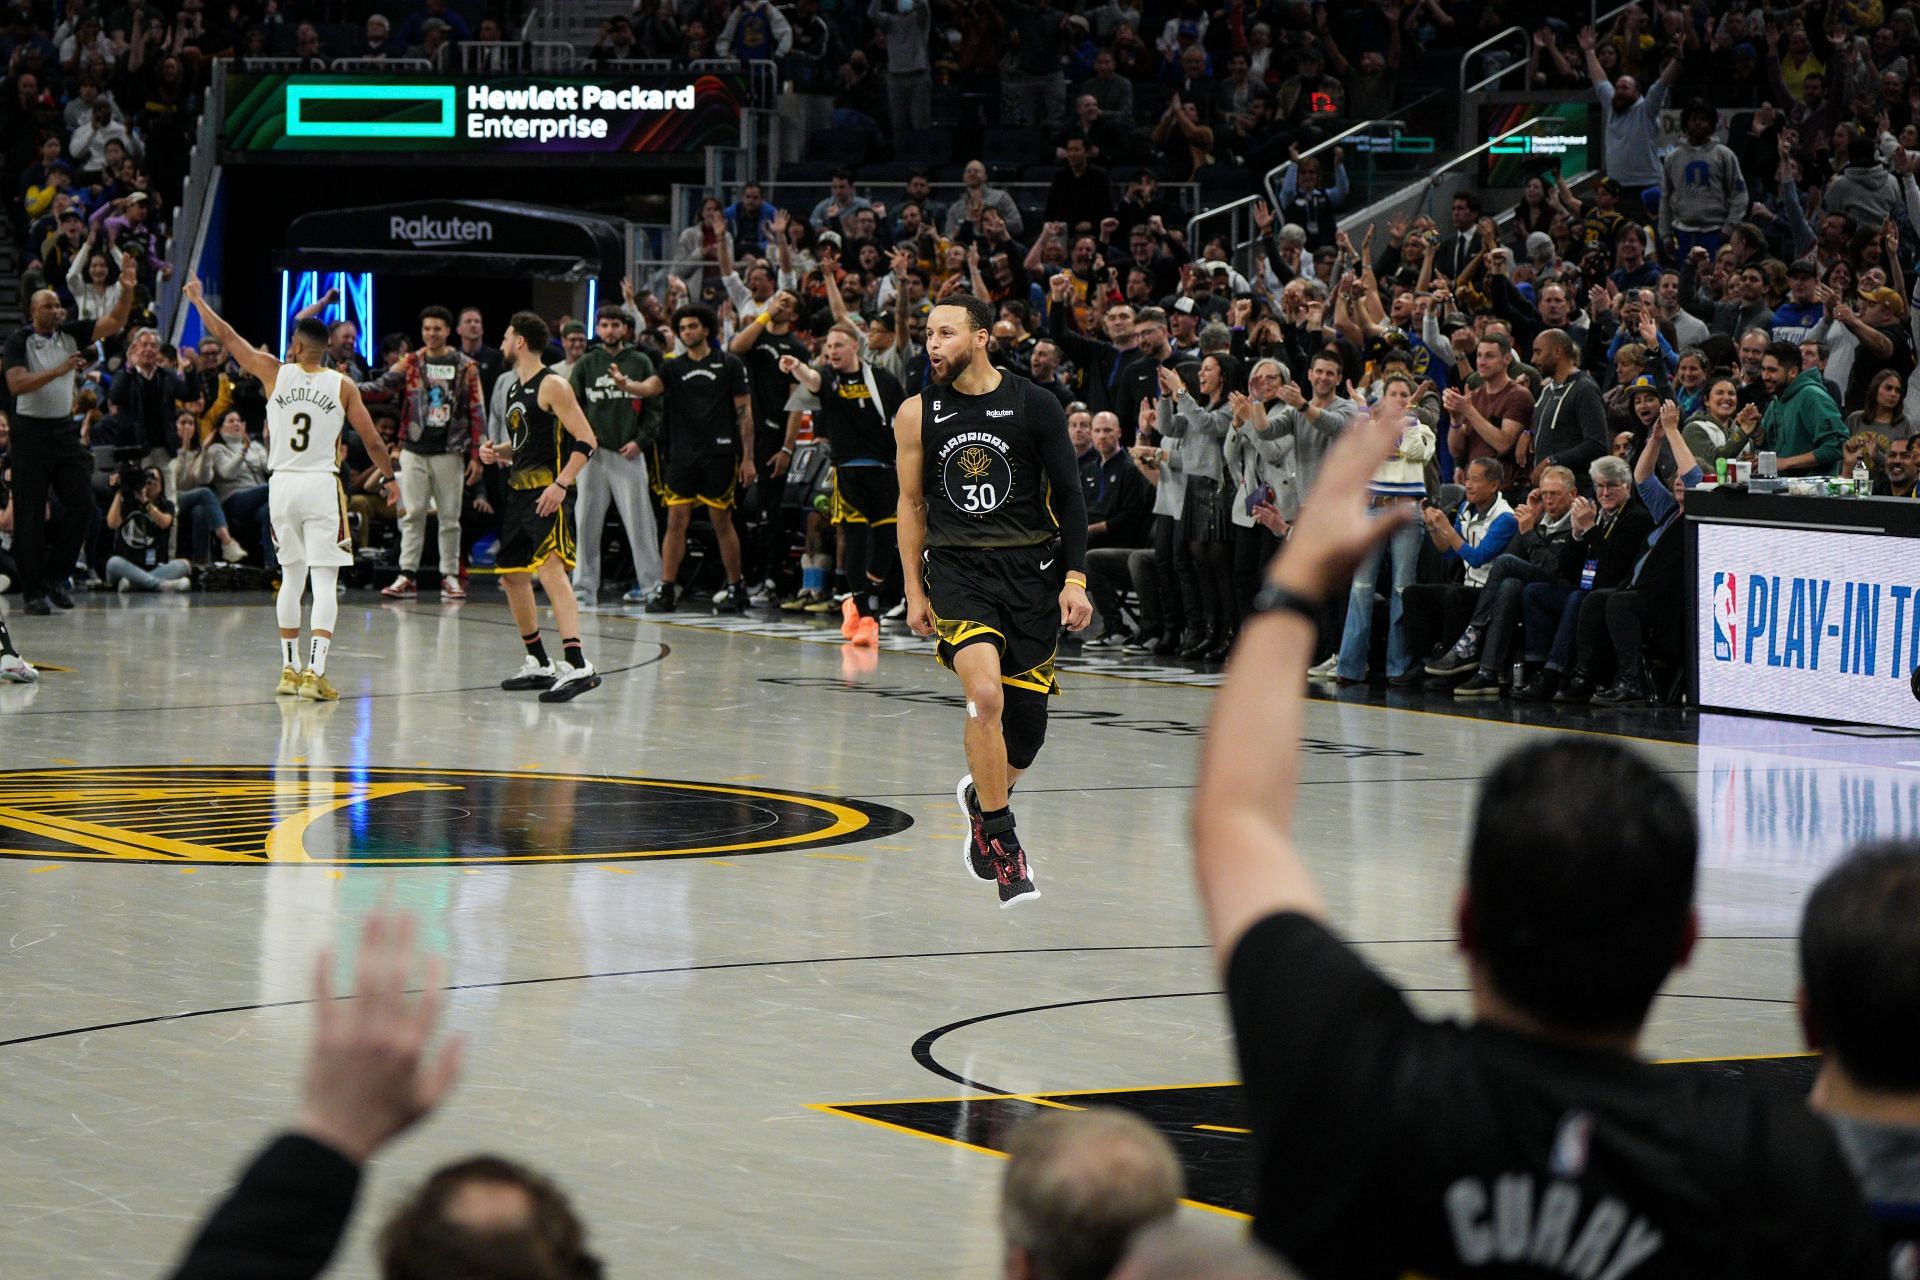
[0,766,912,866]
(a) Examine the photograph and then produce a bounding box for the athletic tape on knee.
[276,567,307,630]
[309,567,340,632]
[1002,685,1050,770]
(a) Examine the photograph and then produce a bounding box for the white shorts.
[269,471,352,569]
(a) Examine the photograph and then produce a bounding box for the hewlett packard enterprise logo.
[1710,570,1920,677]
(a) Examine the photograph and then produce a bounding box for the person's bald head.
[1001,1109,1184,1280]
[442,1178,536,1232]
[30,288,63,330]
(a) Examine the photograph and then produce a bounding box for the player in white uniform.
[183,275,396,701]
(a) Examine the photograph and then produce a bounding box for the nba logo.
[1712,572,1739,662]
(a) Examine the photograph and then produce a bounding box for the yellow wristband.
[1064,572,1087,588]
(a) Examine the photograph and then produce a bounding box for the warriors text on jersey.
[503,367,562,491]
[266,364,346,473]
[919,372,1078,551]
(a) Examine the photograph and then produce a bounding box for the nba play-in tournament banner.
[1697,521,1920,730]
[223,72,744,160]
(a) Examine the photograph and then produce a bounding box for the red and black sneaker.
[956,774,996,882]
[987,832,1039,908]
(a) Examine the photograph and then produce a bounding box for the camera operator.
[3,259,136,614]
[104,464,189,593]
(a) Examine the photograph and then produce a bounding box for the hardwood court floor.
[0,588,1890,1277]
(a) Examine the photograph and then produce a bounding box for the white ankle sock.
[281,637,299,669]
[309,635,330,676]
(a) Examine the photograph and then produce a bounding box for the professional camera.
[110,446,150,498]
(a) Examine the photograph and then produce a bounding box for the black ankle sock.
[980,806,1014,835]
[523,633,549,665]
[563,639,585,668]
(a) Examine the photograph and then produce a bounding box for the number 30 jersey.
[266,363,348,474]
[919,371,1071,551]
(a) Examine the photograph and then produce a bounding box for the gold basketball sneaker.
[276,665,301,696]
[297,670,339,702]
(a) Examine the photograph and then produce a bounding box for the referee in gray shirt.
[4,259,136,614]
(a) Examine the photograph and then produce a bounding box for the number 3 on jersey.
[288,412,311,452]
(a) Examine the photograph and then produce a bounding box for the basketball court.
[0,591,1885,1276]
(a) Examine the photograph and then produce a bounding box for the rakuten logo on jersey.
[389,216,495,249]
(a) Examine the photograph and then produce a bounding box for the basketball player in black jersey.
[896,294,1091,906]
[477,311,602,703]
[778,321,906,647]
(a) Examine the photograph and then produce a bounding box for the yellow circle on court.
[0,766,911,866]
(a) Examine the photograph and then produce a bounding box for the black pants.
[1402,583,1480,665]
[1231,522,1281,621]
[1604,589,1651,675]
[1573,587,1624,679]
[1146,514,1191,639]
[10,415,94,598]
[1125,546,1165,637]
[1086,545,1137,634]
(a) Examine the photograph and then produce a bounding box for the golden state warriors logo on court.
[0,766,911,865]
[940,439,1013,515]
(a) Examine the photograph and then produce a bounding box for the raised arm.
[181,273,277,384]
[1577,25,1608,90]
[91,253,139,343]
[1193,403,1410,957]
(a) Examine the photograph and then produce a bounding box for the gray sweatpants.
[571,447,662,598]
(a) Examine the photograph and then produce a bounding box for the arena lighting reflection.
[278,269,374,363]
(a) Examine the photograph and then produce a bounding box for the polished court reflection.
[0,592,1905,1277]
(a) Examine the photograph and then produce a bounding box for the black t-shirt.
[1227,912,1882,1280]
[1847,326,1914,415]
[814,364,904,465]
[112,493,173,566]
[743,328,809,450]
[661,348,750,458]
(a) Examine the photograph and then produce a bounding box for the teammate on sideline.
[611,305,756,615]
[479,311,602,703]
[183,275,395,702]
[896,294,1091,906]
[778,321,907,647]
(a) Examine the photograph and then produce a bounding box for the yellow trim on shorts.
[663,489,735,509]
[830,470,898,527]
[1003,654,1060,696]
[484,509,576,576]
[663,470,737,509]
[932,614,1004,652]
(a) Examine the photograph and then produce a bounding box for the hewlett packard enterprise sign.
[1696,521,1920,729]
[224,71,743,161]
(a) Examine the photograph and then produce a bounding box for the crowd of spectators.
[619,0,1920,706]
[1,4,1920,1275]
[4,0,1920,708]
